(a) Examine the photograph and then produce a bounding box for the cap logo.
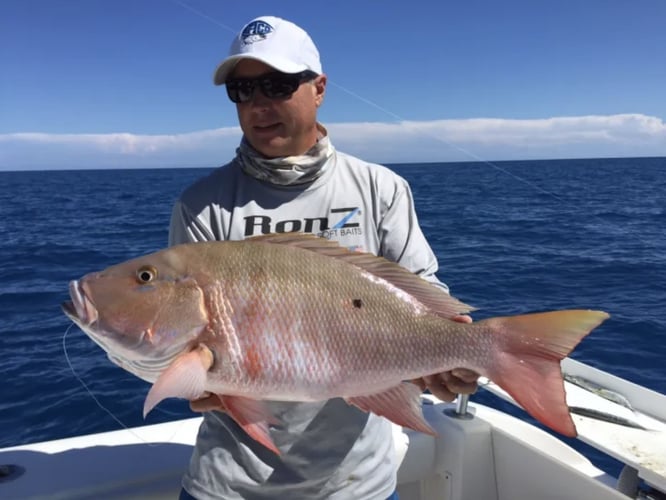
[241,20,274,45]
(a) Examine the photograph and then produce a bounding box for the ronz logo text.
[244,207,360,237]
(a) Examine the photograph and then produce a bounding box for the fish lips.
[62,279,98,327]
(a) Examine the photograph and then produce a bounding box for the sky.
[1,0,665,170]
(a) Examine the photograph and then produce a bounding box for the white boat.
[1,358,664,500]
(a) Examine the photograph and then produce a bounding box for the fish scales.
[197,240,478,399]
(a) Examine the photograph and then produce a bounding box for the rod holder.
[444,394,473,420]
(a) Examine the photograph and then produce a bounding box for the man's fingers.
[451,368,480,384]
[411,377,427,391]
[189,394,226,413]
[423,374,456,402]
[421,371,479,401]
[427,383,457,402]
[442,370,478,394]
[443,374,478,395]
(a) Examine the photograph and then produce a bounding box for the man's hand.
[189,392,226,413]
[411,314,480,402]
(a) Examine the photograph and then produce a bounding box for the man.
[170,15,477,500]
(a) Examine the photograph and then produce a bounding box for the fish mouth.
[61,281,143,350]
[62,279,98,327]
[62,281,159,377]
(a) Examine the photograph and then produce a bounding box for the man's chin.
[249,137,292,158]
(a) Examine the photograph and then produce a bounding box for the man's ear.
[314,74,327,107]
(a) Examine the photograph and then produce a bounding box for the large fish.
[62,233,609,454]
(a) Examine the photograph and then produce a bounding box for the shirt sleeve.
[377,177,450,294]
[168,199,216,246]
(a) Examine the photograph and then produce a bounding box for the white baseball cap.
[213,16,322,86]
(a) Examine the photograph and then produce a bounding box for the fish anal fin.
[143,345,213,417]
[220,395,281,455]
[347,382,436,436]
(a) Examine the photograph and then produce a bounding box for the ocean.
[1,157,664,478]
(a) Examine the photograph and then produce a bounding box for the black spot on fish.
[352,299,363,308]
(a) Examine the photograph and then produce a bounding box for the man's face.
[229,59,326,158]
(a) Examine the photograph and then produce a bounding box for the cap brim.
[213,55,312,85]
[213,56,244,86]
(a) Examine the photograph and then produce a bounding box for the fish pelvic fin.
[143,345,213,417]
[220,395,281,455]
[481,310,609,437]
[346,382,436,436]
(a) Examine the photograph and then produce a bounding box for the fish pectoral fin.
[346,382,436,436]
[220,395,281,455]
[143,345,212,417]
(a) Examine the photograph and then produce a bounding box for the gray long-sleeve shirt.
[169,147,447,500]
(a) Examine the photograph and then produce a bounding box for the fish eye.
[136,265,158,284]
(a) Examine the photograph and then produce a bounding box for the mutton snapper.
[62,233,609,454]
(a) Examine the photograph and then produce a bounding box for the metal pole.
[456,394,470,416]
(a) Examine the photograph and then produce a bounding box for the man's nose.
[249,86,272,107]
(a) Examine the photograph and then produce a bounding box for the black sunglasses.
[225,70,318,104]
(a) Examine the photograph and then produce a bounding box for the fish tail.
[480,310,609,436]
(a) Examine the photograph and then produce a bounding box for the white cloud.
[1,114,664,170]
[0,128,243,169]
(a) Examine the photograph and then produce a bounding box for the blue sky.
[1,0,665,170]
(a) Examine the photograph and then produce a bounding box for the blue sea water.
[1,157,664,478]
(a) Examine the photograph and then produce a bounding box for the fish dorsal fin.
[246,233,475,319]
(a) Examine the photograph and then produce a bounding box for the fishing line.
[168,0,659,217]
[62,324,142,437]
[327,83,570,202]
[324,64,660,255]
[169,0,567,204]
[169,0,237,34]
[62,324,185,445]
[171,0,664,254]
